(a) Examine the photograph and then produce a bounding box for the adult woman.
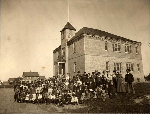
[116,72,126,93]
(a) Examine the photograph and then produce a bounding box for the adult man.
[125,69,135,94]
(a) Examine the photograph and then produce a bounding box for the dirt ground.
[0,88,86,113]
[0,82,150,113]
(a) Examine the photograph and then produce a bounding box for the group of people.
[14,69,135,106]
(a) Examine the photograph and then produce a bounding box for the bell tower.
[60,22,76,45]
[60,22,76,76]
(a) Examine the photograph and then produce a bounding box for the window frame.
[106,61,109,71]
[62,48,65,57]
[125,44,132,53]
[135,46,139,54]
[114,62,122,74]
[112,43,121,52]
[137,63,140,72]
[126,62,134,71]
[105,41,108,51]
[74,62,76,73]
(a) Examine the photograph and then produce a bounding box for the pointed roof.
[60,22,76,32]
[22,72,39,77]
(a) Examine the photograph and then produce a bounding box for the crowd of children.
[14,70,131,106]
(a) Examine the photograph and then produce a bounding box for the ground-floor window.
[126,63,134,71]
[137,63,140,72]
[114,63,122,73]
[74,62,76,73]
[106,61,109,71]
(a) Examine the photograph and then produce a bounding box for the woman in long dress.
[116,72,126,93]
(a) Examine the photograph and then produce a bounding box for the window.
[125,44,132,53]
[135,46,139,54]
[118,43,121,51]
[73,42,76,53]
[106,61,109,70]
[126,63,134,71]
[114,63,122,73]
[57,52,59,59]
[105,41,108,50]
[112,43,121,52]
[137,64,140,72]
[74,62,76,73]
[62,48,65,57]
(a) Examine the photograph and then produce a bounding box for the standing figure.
[112,70,117,94]
[125,69,135,94]
[116,72,126,93]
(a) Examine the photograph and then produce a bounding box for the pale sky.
[0,0,150,81]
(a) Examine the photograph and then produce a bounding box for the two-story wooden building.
[22,71,40,83]
[53,22,144,81]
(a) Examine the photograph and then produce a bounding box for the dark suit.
[125,73,135,93]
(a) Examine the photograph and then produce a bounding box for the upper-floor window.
[62,48,65,57]
[57,52,59,59]
[112,43,121,52]
[73,42,76,53]
[114,62,122,74]
[125,44,131,53]
[126,63,134,71]
[137,64,140,72]
[135,46,139,54]
[105,41,108,51]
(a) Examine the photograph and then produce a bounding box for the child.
[58,94,64,107]
[66,92,72,104]
[71,92,78,105]
[96,85,103,98]
[25,93,29,103]
[31,94,36,104]
[38,93,42,104]
[101,89,106,101]
[80,92,86,104]
[51,93,56,104]
[46,93,52,104]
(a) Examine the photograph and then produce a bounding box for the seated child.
[20,91,26,103]
[46,93,52,104]
[31,94,36,103]
[58,94,64,107]
[101,89,106,101]
[38,94,43,104]
[51,93,56,104]
[96,85,103,98]
[66,93,72,104]
[25,93,29,103]
[71,92,78,105]
[80,92,86,103]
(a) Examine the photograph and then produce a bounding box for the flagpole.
[68,0,69,22]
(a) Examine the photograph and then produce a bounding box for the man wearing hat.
[125,69,135,94]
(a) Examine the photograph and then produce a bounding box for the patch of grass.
[63,82,150,113]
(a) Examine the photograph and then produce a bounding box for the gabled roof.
[60,22,76,32]
[8,78,15,82]
[67,27,141,45]
[22,72,39,77]
[53,45,61,53]
[2,81,9,85]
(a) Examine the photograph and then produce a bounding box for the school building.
[53,22,144,81]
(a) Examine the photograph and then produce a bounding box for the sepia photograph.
[0,0,150,113]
